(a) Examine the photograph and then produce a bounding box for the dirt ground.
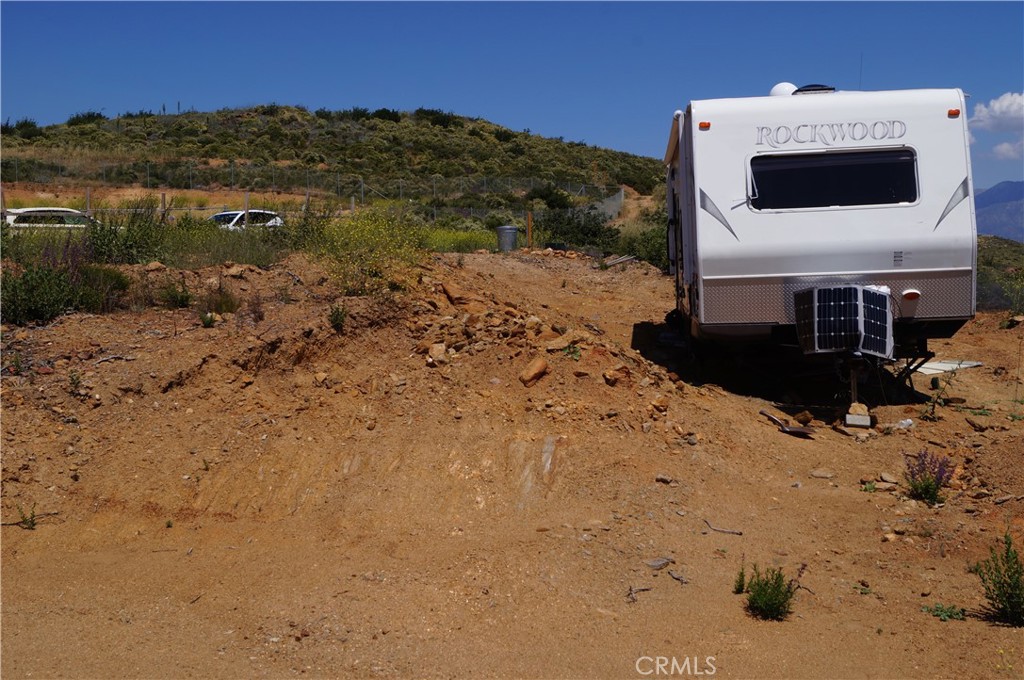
[1,248,1022,679]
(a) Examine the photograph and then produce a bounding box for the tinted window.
[750,149,917,210]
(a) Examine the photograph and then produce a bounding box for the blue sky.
[2,1,1022,189]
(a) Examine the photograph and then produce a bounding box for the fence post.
[86,187,92,216]
[527,211,533,249]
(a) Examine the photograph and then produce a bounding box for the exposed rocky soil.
[2,250,1022,678]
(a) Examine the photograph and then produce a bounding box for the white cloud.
[970,92,1024,133]
[969,92,1024,162]
[993,139,1024,160]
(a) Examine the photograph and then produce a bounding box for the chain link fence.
[0,156,620,205]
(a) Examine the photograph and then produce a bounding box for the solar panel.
[861,286,893,358]
[793,285,894,358]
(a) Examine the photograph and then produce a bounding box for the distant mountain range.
[975,181,1023,242]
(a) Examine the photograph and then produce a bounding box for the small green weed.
[733,563,747,595]
[976,532,1024,626]
[16,504,37,530]
[8,352,24,375]
[861,482,877,493]
[922,603,966,621]
[744,564,796,621]
[562,343,581,361]
[199,311,215,328]
[328,304,348,333]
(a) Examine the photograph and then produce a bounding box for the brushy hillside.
[0,106,662,196]
[977,235,1024,312]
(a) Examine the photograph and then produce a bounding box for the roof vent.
[793,84,836,95]
[770,82,798,96]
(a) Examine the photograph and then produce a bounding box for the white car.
[210,210,284,230]
[4,207,96,228]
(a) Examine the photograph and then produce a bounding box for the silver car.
[210,210,284,231]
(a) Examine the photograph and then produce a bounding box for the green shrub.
[316,204,421,295]
[419,227,497,253]
[976,532,1024,626]
[744,565,796,621]
[160,281,193,309]
[86,197,165,264]
[201,279,241,315]
[0,265,75,325]
[535,206,619,252]
[618,225,668,271]
[75,265,130,313]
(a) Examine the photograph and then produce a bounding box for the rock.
[603,366,629,387]
[519,357,549,387]
[810,468,835,479]
[655,474,673,484]
[545,328,595,352]
[879,472,899,484]
[645,557,675,570]
[794,410,814,425]
[650,395,670,413]
[848,402,870,416]
[874,482,898,492]
[145,261,166,272]
[994,494,1016,505]
[34,366,54,375]
[428,343,448,365]
[882,533,897,543]
[441,282,488,314]
[685,435,699,446]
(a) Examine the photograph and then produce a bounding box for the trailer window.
[750,149,917,210]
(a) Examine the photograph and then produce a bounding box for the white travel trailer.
[664,83,976,366]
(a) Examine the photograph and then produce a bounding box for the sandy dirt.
[2,249,1022,679]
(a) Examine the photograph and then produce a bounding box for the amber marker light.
[948,109,961,118]
[902,289,922,301]
[698,121,711,130]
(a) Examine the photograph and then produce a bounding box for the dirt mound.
[2,250,1022,678]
